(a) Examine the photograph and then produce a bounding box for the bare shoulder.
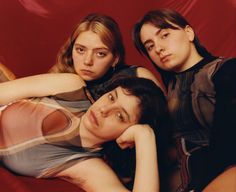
[58,158,129,192]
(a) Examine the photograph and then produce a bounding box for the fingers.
[116,138,134,149]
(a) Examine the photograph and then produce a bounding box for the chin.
[82,76,95,81]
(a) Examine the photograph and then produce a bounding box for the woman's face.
[72,30,118,81]
[140,23,194,72]
[82,86,140,141]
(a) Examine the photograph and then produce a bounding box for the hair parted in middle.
[51,13,126,73]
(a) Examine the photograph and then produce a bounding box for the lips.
[89,110,99,127]
[160,54,171,63]
[80,69,93,76]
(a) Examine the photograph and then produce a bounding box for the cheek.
[148,51,162,68]
[103,117,123,130]
[72,53,81,68]
[150,52,161,63]
[73,54,84,72]
[72,52,83,63]
[172,34,190,52]
[93,59,112,72]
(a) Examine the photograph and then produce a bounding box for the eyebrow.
[74,43,109,51]
[114,89,131,122]
[143,28,163,46]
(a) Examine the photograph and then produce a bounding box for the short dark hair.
[133,8,211,60]
[102,77,169,185]
[105,76,166,130]
[132,9,212,87]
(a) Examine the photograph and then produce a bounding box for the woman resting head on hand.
[0,77,167,192]
[0,13,162,186]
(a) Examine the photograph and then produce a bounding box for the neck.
[78,116,104,148]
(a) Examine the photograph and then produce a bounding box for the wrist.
[134,125,155,144]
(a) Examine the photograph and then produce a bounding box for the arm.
[58,158,130,192]
[117,124,159,192]
[57,125,159,192]
[0,73,85,105]
[136,67,166,93]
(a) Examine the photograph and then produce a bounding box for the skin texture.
[140,23,202,72]
[203,166,236,192]
[72,30,118,81]
[79,86,141,147]
[57,124,159,192]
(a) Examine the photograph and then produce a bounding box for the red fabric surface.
[0,0,235,191]
[0,166,84,192]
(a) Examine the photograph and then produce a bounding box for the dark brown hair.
[133,9,211,86]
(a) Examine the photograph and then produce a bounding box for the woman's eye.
[76,47,84,54]
[145,43,154,52]
[116,112,124,122]
[161,33,169,39]
[96,52,107,57]
[108,93,115,102]
[147,44,154,51]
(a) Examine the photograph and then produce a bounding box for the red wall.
[0,0,235,78]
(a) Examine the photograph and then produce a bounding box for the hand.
[116,124,153,149]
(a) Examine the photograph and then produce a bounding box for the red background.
[0,0,235,78]
[0,1,235,191]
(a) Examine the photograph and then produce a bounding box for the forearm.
[0,73,85,105]
[133,128,159,192]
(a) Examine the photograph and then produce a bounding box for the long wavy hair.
[49,13,126,73]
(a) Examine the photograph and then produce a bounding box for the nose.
[84,51,93,66]
[155,44,165,55]
[99,104,116,117]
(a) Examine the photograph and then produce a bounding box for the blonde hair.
[50,13,125,73]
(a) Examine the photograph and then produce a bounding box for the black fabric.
[210,58,236,170]
[86,64,138,100]
[167,57,236,191]
[168,56,216,141]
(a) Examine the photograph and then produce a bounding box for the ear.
[112,55,119,67]
[184,25,195,42]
